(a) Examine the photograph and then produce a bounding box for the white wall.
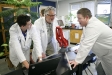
[56,0,92,18]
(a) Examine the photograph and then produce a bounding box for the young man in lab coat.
[33,6,59,62]
[9,14,43,69]
[69,8,112,75]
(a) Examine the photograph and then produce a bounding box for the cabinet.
[70,29,82,44]
[61,28,83,44]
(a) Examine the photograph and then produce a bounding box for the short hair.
[44,6,55,15]
[17,14,31,27]
[77,8,92,18]
[40,9,45,16]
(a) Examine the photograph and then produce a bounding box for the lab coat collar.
[17,24,30,42]
[88,17,96,24]
[17,24,25,42]
[85,17,96,28]
[25,29,30,43]
[17,23,31,49]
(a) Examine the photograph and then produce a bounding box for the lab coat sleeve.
[75,25,100,64]
[9,29,26,63]
[34,21,44,53]
[31,26,42,57]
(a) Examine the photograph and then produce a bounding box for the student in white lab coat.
[69,8,112,75]
[9,14,43,69]
[33,6,59,62]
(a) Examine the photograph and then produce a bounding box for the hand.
[38,57,42,62]
[69,60,79,68]
[22,60,29,69]
[74,49,78,54]
[42,52,46,58]
[30,54,35,64]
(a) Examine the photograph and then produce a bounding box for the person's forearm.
[22,60,29,69]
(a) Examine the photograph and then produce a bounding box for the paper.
[65,52,72,70]
[43,53,57,59]
[75,33,79,39]
[70,45,80,51]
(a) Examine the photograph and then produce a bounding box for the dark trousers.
[96,63,106,75]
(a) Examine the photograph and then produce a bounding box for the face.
[24,20,32,29]
[45,10,55,23]
[77,14,89,27]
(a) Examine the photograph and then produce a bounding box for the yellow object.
[0,52,4,57]
[70,29,82,43]
[1,44,8,47]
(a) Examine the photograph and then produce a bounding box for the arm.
[34,20,46,58]
[22,61,29,69]
[31,26,43,61]
[70,25,100,67]
[9,29,29,69]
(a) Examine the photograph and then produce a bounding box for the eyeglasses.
[47,14,56,17]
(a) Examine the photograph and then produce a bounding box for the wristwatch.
[38,58,42,61]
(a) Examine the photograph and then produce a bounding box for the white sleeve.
[75,26,100,64]
[34,20,44,53]
[31,26,43,57]
[9,29,26,63]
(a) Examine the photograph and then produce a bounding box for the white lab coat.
[75,17,112,75]
[9,23,42,67]
[33,17,59,62]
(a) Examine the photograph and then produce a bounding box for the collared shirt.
[46,22,53,44]
[46,22,54,54]
[22,30,27,40]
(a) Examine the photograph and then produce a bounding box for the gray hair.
[44,6,56,15]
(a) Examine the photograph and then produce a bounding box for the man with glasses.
[33,6,59,62]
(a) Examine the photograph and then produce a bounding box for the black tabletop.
[62,53,95,75]
[4,54,95,75]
